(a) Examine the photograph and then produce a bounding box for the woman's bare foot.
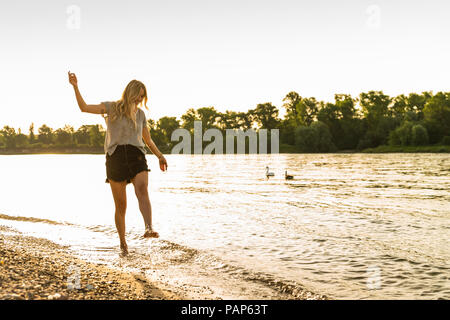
[120,243,128,256]
[143,229,159,238]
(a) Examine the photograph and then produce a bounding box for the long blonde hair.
[108,80,148,128]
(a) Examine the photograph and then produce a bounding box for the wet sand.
[0,224,328,300]
[0,226,181,300]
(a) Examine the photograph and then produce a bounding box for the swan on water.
[285,170,294,180]
[266,166,274,177]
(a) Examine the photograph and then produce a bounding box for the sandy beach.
[0,226,181,300]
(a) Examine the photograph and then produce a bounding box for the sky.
[1,0,449,132]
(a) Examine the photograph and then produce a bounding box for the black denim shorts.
[105,144,150,184]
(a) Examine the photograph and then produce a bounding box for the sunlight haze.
[1,0,449,132]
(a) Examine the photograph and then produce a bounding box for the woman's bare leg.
[131,170,159,238]
[109,180,128,254]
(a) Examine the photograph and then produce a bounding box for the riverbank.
[280,144,450,154]
[361,144,450,153]
[1,144,449,155]
[0,226,181,300]
[0,146,104,155]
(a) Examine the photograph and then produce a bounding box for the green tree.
[55,125,75,146]
[312,121,336,152]
[29,123,36,144]
[217,110,241,130]
[335,94,362,149]
[359,91,391,127]
[358,91,393,149]
[317,101,341,145]
[294,125,316,152]
[340,117,365,150]
[146,118,165,149]
[73,125,90,145]
[252,103,280,129]
[156,116,181,152]
[38,124,54,145]
[390,94,408,121]
[411,124,429,146]
[282,91,302,124]
[279,117,297,145]
[388,120,413,146]
[335,94,357,119]
[423,92,450,143]
[296,97,318,126]
[407,92,431,121]
[157,117,180,139]
[442,136,450,146]
[89,124,104,147]
[0,126,17,148]
[15,128,28,148]
[197,107,220,129]
[147,118,157,133]
[181,108,199,131]
[294,121,336,152]
[236,111,254,130]
[316,95,361,150]
[390,92,432,124]
[358,116,397,149]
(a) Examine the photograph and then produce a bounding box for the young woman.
[68,71,168,256]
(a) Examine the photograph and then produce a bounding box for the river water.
[0,153,449,299]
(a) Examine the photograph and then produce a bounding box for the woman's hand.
[68,71,78,88]
[159,155,168,172]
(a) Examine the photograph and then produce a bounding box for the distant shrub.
[312,121,337,152]
[388,121,414,146]
[397,121,413,146]
[55,142,77,148]
[294,126,317,152]
[280,143,298,153]
[388,130,401,146]
[442,136,450,146]
[411,124,429,146]
[75,143,90,148]
[295,121,336,152]
[358,130,382,150]
[29,142,44,149]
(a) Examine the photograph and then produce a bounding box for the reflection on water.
[0,153,449,299]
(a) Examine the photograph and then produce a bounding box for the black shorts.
[105,144,150,184]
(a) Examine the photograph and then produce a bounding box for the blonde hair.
[107,80,148,128]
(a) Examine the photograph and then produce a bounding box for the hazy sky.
[1,0,449,132]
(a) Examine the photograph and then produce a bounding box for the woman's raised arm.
[68,71,106,114]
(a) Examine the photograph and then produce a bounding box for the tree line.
[0,124,105,150]
[1,90,449,153]
[282,91,450,152]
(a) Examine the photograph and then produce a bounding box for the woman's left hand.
[159,155,168,172]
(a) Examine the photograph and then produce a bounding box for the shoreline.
[0,222,329,300]
[0,144,449,155]
[0,147,105,155]
[0,226,181,300]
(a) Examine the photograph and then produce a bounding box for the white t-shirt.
[101,101,147,156]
